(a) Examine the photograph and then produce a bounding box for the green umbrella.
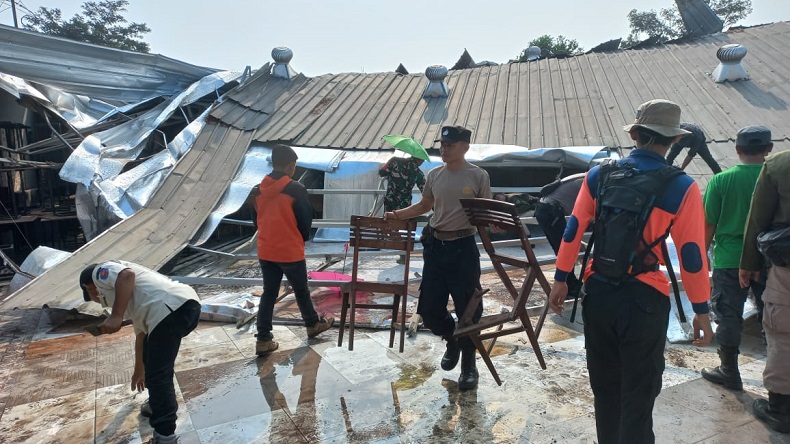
[382,134,431,161]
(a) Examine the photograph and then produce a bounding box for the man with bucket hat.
[549,99,713,443]
[383,125,491,390]
[700,126,772,392]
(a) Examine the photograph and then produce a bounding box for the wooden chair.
[454,198,550,385]
[338,215,417,352]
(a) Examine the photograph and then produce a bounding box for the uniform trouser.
[145,299,201,436]
[665,146,722,174]
[665,145,683,165]
[257,259,319,341]
[582,278,670,444]
[534,201,580,289]
[695,146,723,174]
[417,235,483,351]
[711,268,766,347]
[763,265,790,394]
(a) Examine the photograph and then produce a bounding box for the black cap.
[736,125,771,147]
[79,264,97,302]
[271,144,298,167]
[434,125,472,143]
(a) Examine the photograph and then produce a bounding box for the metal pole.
[11,0,19,28]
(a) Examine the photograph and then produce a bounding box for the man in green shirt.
[379,155,426,264]
[701,126,772,391]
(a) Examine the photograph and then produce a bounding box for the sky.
[2,0,790,76]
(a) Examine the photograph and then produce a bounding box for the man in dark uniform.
[534,173,585,300]
[665,122,722,174]
[383,125,491,390]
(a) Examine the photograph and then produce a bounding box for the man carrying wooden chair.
[384,125,491,390]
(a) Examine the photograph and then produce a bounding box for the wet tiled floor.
[0,306,789,443]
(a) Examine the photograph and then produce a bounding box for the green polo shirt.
[704,164,764,268]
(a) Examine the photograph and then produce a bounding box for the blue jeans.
[145,299,200,436]
[257,259,319,341]
[711,268,766,347]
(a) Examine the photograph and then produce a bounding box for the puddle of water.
[393,362,434,391]
[488,344,516,358]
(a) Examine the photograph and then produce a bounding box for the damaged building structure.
[0,0,790,440]
[1,8,790,313]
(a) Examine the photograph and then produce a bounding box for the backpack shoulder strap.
[652,165,685,185]
[597,158,621,179]
[648,166,687,323]
[661,239,686,323]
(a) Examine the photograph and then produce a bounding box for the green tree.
[708,0,753,25]
[624,0,752,47]
[22,0,151,52]
[517,34,583,60]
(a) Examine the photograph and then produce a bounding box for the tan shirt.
[741,150,790,271]
[92,260,200,335]
[423,161,491,231]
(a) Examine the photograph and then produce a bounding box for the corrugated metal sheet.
[0,24,217,105]
[239,22,790,185]
[2,123,254,309]
[676,0,724,37]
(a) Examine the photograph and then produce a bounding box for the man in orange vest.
[253,144,334,355]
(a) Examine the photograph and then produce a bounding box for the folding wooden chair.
[454,198,550,385]
[338,215,417,352]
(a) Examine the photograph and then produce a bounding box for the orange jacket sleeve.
[667,182,711,306]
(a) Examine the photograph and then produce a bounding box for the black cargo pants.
[417,234,483,350]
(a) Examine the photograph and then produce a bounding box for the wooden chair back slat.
[338,215,417,353]
[453,198,551,386]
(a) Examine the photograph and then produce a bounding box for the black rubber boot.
[458,348,479,391]
[754,392,790,433]
[701,345,743,390]
[441,336,460,371]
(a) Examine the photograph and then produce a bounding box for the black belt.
[433,228,477,241]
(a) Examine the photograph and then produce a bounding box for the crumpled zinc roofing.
[0,24,217,105]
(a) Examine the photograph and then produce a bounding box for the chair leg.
[472,335,501,386]
[534,298,551,339]
[338,291,348,348]
[399,290,407,353]
[349,290,356,351]
[534,271,553,339]
[389,294,399,349]
[519,311,547,369]
[485,325,503,355]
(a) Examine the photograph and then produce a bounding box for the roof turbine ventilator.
[524,46,541,61]
[271,46,297,79]
[712,43,749,83]
[423,65,449,98]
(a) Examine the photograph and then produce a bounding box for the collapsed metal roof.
[0,24,218,105]
[4,22,790,309]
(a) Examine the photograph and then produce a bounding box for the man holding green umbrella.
[380,135,428,263]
